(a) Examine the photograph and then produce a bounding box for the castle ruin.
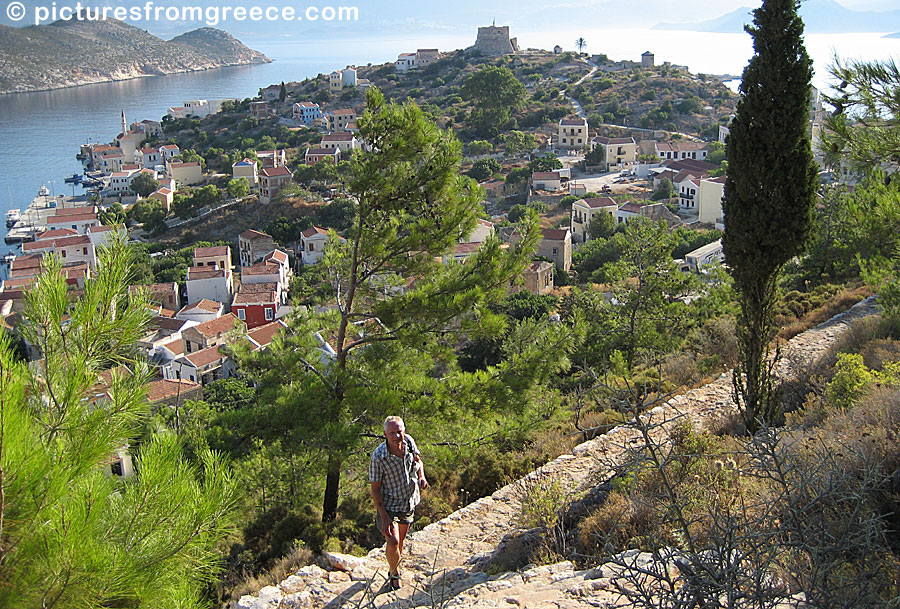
[472,25,519,56]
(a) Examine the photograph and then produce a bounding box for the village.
[0,23,837,501]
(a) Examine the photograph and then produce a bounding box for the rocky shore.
[0,20,270,94]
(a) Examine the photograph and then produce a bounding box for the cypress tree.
[722,0,818,431]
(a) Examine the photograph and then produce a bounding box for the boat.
[6,209,20,228]
[64,173,83,184]
[3,252,15,266]
[38,185,50,196]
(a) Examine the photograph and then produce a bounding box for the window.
[61,250,66,258]
[552,248,558,255]
[197,262,203,266]
[236,308,246,320]
[83,248,88,255]
[308,243,315,251]
[265,308,274,320]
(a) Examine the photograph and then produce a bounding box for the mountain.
[0,19,270,94]
[653,0,900,33]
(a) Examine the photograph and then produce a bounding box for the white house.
[175,299,223,323]
[685,239,724,272]
[185,265,234,308]
[299,225,330,265]
[532,171,562,191]
[698,176,726,227]
[655,141,709,161]
[320,132,359,153]
[558,117,589,150]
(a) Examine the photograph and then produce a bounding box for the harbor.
[5,187,95,244]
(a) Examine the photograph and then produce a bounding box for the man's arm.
[371,481,393,536]
[415,454,428,489]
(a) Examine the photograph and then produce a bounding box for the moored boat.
[64,173,83,184]
[6,208,20,228]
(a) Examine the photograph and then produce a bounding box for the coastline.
[0,58,274,96]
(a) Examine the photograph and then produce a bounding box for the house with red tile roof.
[239,229,277,267]
[193,245,232,271]
[232,289,280,329]
[185,265,234,308]
[173,345,235,385]
[175,298,223,323]
[165,160,203,186]
[590,136,637,171]
[22,234,96,269]
[571,196,618,244]
[538,227,572,272]
[300,225,331,265]
[259,165,292,204]
[129,282,181,311]
[655,141,709,161]
[144,378,202,407]
[305,147,341,165]
[531,171,563,192]
[319,132,359,153]
[246,320,287,350]
[181,312,244,355]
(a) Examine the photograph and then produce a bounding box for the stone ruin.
[472,25,519,56]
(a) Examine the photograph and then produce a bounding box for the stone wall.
[472,26,518,56]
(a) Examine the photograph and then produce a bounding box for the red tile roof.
[593,136,635,145]
[179,299,221,313]
[247,321,285,348]
[239,282,278,294]
[185,345,227,368]
[532,172,561,180]
[186,267,226,280]
[194,245,229,258]
[580,196,617,209]
[35,228,78,240]
[541,228,570,241]
[560,118,587,126]
[301,225,329,238]
[233,291,277,305]
[240,264,279,276]
[145,378,201,403]
[264,249,288,264]
[321,133,355,142]
[240,229,272,240]
[191,313,241,338]
[260,166,292,177]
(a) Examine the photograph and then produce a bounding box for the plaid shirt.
[369,435,421,513]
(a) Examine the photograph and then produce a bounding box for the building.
[145,378,203,408]
[395,49,442,72]
[558,117,589,149]
[299,225,330,265]
[655,141,709,161]
[326,109,358,132]
[641,51,655,68]
[532,171,562,191]
[185,265,234,307]
[293,101,321,124]
[319,132,359,153]
[674,170,708,211]
[166,160,203,186]
[305,147,341,165]
[159,144,180,161]
[461,219,495,244]
[571,196,617,243]
[250,101,269,118]
[148,187,174,211]
[21,234,96,269]
[239,229,277,267]
[130,282,180,311]
[256,150,286,168]
[590,136,638,171]
[262,84,282,102]
[193,245,232,271]
[698,176,726,226]
[685,239,724,272]
[175,299,223,323]
[329,67,357,91]
[232,158,259,186]
[538,228,572,272]
[181,313,243,354]
[520,260,554,295]
[232,289,280,329]
[259,166,293,204]
[46,207,100,235]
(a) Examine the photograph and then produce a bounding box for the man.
[369,416,428,590]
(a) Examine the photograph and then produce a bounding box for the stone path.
[235,297,879,609]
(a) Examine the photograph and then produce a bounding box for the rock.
[258,586,282,603]
[295,564,327,579]
[327,571,351,583]
[323,551,366,572]
[279,575,306,594]
[236,595,270,609]
[280,591,312,608]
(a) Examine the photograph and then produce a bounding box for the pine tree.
[0,243,238,608]
[235,87,543,521]
[722,0,818,431]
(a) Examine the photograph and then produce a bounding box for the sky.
[0,0,896,37]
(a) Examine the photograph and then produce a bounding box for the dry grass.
[227,545,315,602]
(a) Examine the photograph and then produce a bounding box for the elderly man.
[369,416,428,590]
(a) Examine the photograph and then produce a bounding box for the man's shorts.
[376,509,415,530]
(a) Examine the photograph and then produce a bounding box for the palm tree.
[575,37,587,54]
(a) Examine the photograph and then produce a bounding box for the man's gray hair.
[383,415,404,431]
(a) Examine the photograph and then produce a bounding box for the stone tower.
[641,51,655,68]
[472,25,519,56]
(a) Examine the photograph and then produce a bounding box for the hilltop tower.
[472,25,519,56]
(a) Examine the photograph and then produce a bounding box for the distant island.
[0,19,270,95]
[653,0,900,33]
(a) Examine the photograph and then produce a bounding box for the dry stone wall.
[235,297,878,609]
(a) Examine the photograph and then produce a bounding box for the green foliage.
[468,158,502,181]
[461,66,527,136]
[99,202,126,226]
[130,171,159,197]
[128,199,167,235]
[529,155,563,173]
[468,140,493,155]
[588,211,617,240]
[602,219,696,367]
[498,291,558,321]
[502,130,536,156]
[226,177,250,198]
[722,0,818,431]
[234,87,543,521]
[505,167,531,185]
[826,352,874,409]
[0,242,238,608]
[572,237,620,280]
[650,178,674,201]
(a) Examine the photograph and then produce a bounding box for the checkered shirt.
[369,435,421,513]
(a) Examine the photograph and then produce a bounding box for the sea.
[1,26,898,266]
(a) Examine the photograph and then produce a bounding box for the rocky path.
[236,297,879,609]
